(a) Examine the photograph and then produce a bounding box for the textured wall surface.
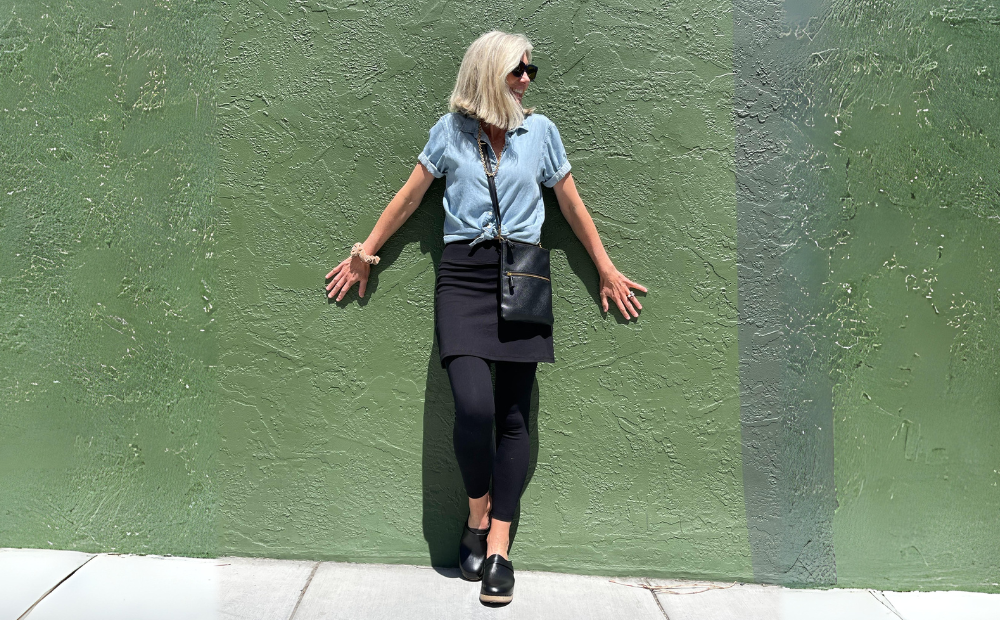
[215,0,748,579]
[735,0,838,587]
[4,0,997,591]
[0,1,219,554]
[737,0,1000,591]
[780,0,1000,591]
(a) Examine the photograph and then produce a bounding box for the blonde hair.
[449,31,534,130]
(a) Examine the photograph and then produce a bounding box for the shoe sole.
[479,592,513,604]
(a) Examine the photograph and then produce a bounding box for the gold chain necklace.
[476,123,504,178]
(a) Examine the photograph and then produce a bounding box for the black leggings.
[445,355,536,522]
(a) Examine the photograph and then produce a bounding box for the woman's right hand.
[325,256,371,301]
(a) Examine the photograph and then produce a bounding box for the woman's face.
[506,53,531,106]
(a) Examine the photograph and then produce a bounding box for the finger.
[326,260,348,280]
[328,274,350,299]
[358,277,367,298]
[336,279,356,302]
[326,273,343,292]
[624,278,648,293]
[327,280,341,299]
[614,296,630,319]
[630,296,643,311]
[325,268,338,287]
[615,288,634,317]
[601,293,609,313]
[619,287,641,315]
[331,279,347,301]
[622,295,639,318]
[327,272,346,294]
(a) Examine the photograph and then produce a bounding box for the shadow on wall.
[411,181,546,566]
[418,350,542,567]
[327,179,601,566]
[416,183,616,564]
[541,187,632,326]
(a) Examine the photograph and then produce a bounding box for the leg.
[487,361,536,558]
[445,355,495,529]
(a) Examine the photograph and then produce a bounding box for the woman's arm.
[552,173,647,319]
[325,163,437,301]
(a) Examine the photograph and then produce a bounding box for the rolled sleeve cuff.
[418,153,444,178]
[542,160,572,188]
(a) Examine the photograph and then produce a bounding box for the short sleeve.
[418,115,451,178]
[540,120,572,188]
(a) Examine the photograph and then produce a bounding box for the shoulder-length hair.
[449,31,534,131]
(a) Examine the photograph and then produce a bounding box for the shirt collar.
[459,113,529,136]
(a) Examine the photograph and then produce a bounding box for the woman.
[325,31,646,605]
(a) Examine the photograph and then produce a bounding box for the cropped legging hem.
[445,355,535,523]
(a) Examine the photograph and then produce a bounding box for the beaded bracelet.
[350,242,380,265]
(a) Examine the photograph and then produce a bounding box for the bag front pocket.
[501,271,554,325]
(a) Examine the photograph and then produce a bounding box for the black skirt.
[435,241,554,366]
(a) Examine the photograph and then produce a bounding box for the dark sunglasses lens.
[512,63,538,81]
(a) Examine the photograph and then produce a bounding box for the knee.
[495,405,528,438]
[453,391,494,433]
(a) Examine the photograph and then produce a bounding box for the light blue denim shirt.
[418,112,571,245]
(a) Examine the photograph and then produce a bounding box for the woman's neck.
[480,121,505,142]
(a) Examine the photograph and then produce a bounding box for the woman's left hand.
[599,267,647,319]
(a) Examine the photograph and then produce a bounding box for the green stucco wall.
[778,0,1000,591]
[214,0,747,579]
[2,0,997,590]
[0,1,219,556]
[737,0,1000,591]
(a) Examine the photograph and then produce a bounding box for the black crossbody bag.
[478,139,554,326]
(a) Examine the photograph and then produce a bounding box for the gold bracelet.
[350,242,380,265]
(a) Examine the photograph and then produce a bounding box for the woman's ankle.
[485,534,509,559]
[468,493,492,529]
[468,513,491,530]
[486,519,511,558]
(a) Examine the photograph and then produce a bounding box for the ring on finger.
[626,291,636,298]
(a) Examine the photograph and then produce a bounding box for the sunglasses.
[511,61,538,81]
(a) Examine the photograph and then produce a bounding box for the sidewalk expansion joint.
[17,554,97,620]
[286,561,320,620]
[869,590,907,620]
[642,578,671,620]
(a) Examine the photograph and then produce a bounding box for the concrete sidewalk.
[3,548,999,620]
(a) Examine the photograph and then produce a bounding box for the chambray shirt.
[418,112,572,245]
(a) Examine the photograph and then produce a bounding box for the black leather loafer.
[479,554,514,604]
[459,522,489,581]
